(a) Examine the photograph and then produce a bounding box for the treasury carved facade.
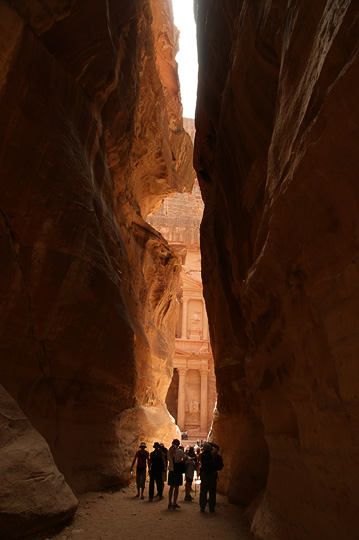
[147,122,216,438]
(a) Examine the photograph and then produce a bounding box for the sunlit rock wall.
[194,1,359,539]
[0,0,193,496]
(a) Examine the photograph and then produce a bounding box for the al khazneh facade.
[147,119,216,438]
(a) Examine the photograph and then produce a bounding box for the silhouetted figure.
[167,438,185,509]
[159,443,168,492]
[184,446,197,501]
[149,442,166,501]
[199,442,219,512]
[130,442,149,499]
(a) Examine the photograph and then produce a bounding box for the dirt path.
[31,481,253,540]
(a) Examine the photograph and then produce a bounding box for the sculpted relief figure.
[188,400,200,414]
[190,310,201,329]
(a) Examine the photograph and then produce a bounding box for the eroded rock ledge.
[0,0,193,520]
[194,1,359,539]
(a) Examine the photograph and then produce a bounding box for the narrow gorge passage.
[1,1,359,540]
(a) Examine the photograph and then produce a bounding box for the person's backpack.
[200,451,216,473]
[214,453,224,471]
[174,459,186,474]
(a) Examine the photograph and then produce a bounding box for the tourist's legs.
[138,469,146,499]
[173,486,179,504]
[185,478,193,499]
[149,471,155,500]
[168,485,174,505]
[136,468,142,496]
[200,473,209,511]
[208,474,217,511]
[156,471,163,498]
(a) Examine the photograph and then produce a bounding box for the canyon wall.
[0,0,193,516]
[194,1,359,539]
[0,385,78,538]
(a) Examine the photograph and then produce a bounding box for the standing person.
[149,442,166,501]
[159,443,168,493]
[184,446,197,501]
[167,438,185,509]
[199,442,220,513]
[130,442,150,499]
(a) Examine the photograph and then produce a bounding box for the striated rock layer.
[0,0,193,503]
[194,1,359,539]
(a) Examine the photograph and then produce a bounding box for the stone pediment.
[175,339,211,357]
[174,347,188,356]
[181,271,203,291]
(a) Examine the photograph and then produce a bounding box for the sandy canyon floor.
[27,480,253,540]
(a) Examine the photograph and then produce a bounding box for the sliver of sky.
[172,0,198,119]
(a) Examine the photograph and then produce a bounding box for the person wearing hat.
[148,442,166,501]
[167,438,185,509]
[130,442,150,499]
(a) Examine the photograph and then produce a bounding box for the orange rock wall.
[194,1,359,539]
[0,0,192,494]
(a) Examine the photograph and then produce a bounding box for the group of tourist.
[130,438,223,513]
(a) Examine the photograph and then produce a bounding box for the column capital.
[181,298,189,339]
[200,364,209,434]
[177,365,187,430]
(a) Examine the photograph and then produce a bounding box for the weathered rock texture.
[194,1,359,539]
[0,385,77,539]
[0,0,193,503]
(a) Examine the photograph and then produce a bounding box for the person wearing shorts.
[130,442,149,499]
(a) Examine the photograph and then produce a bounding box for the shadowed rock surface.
[0,385,78,539]
[194,1,359,539]
[2,0,359,538]
[0,0,193,502]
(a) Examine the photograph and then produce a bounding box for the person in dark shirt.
[148,442,166,501]
[199,441,219,512]
[130,442,150,499]
[159,443,168,493]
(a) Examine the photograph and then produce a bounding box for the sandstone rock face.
[194,1,359,539]
[0,0,193,497]
[0,385,77,539]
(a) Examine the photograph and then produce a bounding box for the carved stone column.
[202,300,209,341]
[177,367,187,430]
[200,367,208,434]
[181,298,188,339]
